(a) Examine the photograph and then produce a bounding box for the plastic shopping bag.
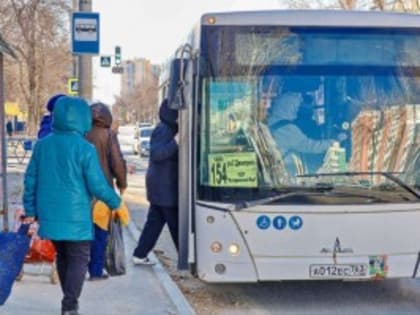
[25,238,56,263]
[0,224,30,305]
[13,209,56,264]
[105,218,126,276]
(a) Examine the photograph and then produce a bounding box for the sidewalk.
[1,150,195,315]
[0,226,180,315]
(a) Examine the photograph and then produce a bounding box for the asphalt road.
[120,125,420,315]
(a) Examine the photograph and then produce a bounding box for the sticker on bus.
[208,152,258,187]
[256,215,271,230]
[288,216,303,230]
[273,216,287,230]
[369,255,388,279]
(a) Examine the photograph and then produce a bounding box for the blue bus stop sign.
[72,12,100,55]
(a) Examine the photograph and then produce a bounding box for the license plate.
[310,264,368,279]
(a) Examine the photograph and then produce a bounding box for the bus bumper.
[254,254,420,281]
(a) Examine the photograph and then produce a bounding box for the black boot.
[62,310,81,315]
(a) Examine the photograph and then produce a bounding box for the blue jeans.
[88,224,108,277]
[133,204,178,258]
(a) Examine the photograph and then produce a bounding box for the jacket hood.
[159,99,178,127]
[46,94,66,112]
[90,102,112,128]
[53,96,92,134]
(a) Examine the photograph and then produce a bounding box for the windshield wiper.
[234,185,335,210]
[200,182,393,211]
[297,171,420,199]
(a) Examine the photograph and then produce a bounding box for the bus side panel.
[234,209,420,257]
[233,208,420,280]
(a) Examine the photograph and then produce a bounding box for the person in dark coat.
[6,120,13,137]
[132,99,179,265]
[85,102,127,280]
[37,94,65,139]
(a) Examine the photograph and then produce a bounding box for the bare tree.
[372,0,385,9]
[393,0,420,11]
[0,0,72,134]
[115,78,159,124]
[123,86,156,123]
[286,0,347,9]
[339,0,359,9]
[284,0,420,11]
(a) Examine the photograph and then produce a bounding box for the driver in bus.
[267,92,339,175]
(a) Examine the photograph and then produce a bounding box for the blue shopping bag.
[0,224,30,305]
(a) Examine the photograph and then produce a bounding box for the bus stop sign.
[72,12,100,55]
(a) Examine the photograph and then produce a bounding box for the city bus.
[161,10,420,282]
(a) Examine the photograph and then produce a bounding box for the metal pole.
[0,53,9,231]
[72,0,78,78]
[78,0,92,100]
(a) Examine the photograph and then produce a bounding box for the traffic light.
[115,46,121,65]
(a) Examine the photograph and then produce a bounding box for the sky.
[91,0,286,104]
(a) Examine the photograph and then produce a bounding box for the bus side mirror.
[168,58,189,110]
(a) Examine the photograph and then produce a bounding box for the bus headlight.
[210,241,222,253]
[228,243,240,256]
[207,16,216,25]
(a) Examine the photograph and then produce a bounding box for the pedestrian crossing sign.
[100,56,111,67]
[67,78,78,95]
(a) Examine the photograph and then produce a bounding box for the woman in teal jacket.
[23,96,123,315]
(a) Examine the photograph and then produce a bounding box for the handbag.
[0,224,30,305]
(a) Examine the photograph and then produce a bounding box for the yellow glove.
[93,201,111,231]
[112,202,130,226]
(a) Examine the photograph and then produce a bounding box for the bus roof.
[201,10,420,28]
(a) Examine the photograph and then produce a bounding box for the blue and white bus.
[162,10,420,282]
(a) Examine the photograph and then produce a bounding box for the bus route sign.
[208,152,257,187]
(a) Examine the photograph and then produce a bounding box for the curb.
[126,221,196,315]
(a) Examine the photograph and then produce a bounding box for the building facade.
[350,104,419,183]
[119,58,160,123]
[121,58,159,97]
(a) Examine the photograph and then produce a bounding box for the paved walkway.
[1,145,195,315]
[0,227,179,315]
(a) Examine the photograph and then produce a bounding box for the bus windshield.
[198,26,420,204]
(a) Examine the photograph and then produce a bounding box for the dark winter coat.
[146,99,179,207]
[37,94,65,139]
[6,121,13,136]
[37,115,53,139]
[85,103,127,189]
